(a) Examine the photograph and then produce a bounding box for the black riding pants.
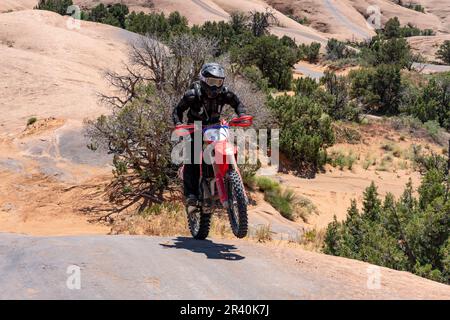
[183,135,200,197]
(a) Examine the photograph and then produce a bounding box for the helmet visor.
[204,77,224,87]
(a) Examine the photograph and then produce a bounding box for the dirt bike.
[174,115,253,239]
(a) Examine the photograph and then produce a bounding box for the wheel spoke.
[226,170,248,238]
[187,205,211,240]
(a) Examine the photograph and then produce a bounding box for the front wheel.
[226,170,248,238]
[187,205,211,240]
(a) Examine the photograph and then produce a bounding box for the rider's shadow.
[160,237,245,261]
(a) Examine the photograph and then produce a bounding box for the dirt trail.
[192,0,229,19]
[323,0,372,39]
[294,61,325,80]
[1,233,449,299]
[0,0,36,12]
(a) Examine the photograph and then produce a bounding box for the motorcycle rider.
[173,63,247,205]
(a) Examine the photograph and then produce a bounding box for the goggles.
[204,77,224,87]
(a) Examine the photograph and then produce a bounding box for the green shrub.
[376,156,392,171]
[35,0,73,15]
[383,17,401,39]
[349,64,402,114]
[327,57,360,70]
[239,159,261,190]
[292,77,319,96]
[268,94,334,171]
[265,188,295,220]
[27,117,37,126]
[363,156,377,170]
[402,73,450,131]
[382,142,402,157]
[404,3,425,13]
[231,35,298,90]
[327,150,357,170]
[194,19,244,55]
[305,42,321,63]
[256,176,294,220]
[381,17,433,38]
[125,11,189,39]
[255,176,280,192]
[320,71,361,121]
[423,120,443,143]
[436,40,450,64]
[324,170,450,284]
[326,38,355,61]
[295,195,318,222]
[411,147,448,174]
[332,122,362,144]
[241,66,270,92]
[288,14,309,25]
[255,176,309,221]
[362,36,413,69]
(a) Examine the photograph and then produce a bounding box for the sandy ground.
[348,0,445,33]
[1,233,449,299]
[409,34,450,63]
[280,168,420,229]
[294,61,327,80]
[0,137,112,236]
[415,0,450,33]
[278,122,444,229]
[0,10,130,235]
[0,10,132,135]
[0,0,37,13]
[267,0,375,41]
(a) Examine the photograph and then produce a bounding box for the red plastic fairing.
[229,115,253,127]
[173,124,195,137]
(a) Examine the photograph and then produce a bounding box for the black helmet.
[199,63,225,99]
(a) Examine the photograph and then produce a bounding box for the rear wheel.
[226,170,248,238]
[187,206,211,240]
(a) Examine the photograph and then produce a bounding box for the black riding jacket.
[172,81,246,125]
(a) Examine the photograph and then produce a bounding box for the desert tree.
[325,38,355,61]
[248,8,278,37]
[320,71,360,121]
[85,33,272,214]
[85,33,217,212]
[229,11,249,34]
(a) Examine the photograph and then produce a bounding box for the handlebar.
[174,115,253,137]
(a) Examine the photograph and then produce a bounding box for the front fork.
[211,141,240,207]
